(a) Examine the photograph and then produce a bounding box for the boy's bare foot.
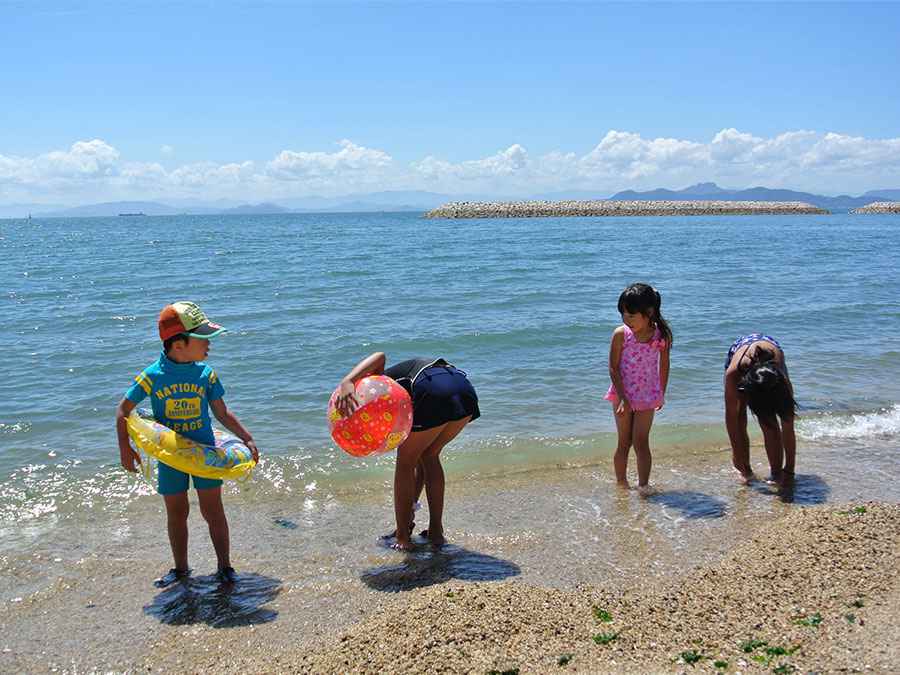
[616,480,630,489]
[637,485,654,497]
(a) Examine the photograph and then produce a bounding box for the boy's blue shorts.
[158,461,223,495]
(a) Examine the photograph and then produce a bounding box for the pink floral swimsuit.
[605,325,667,411]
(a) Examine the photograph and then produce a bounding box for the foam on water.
[798,404,900,441]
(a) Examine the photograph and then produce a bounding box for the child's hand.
[335,380,360,418]
[615,399,631,416]
[656,398,665,411]
[246,439,260,463]
[120,445,141,472]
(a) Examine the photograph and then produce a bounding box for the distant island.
[118,212,145,217]
[425,200,828,219]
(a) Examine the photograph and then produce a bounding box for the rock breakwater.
[851,201,900,214]
[426,199,828,218]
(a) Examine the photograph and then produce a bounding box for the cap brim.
[185,322,226,339]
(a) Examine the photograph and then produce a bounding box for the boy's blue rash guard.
[125,351,225,446]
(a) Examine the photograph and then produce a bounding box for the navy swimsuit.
[725,334,782,371]
[384,358,481,432]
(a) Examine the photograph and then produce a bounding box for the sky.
[1,0,899,206]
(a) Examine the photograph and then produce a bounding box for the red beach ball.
[327,375,413,456]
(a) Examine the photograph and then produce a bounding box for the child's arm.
[115,398,141,472]
[210,399,259,463]
[657,345,670,410]
[336,352,387,416]
[607,328,629,415]
[724,369,752,476]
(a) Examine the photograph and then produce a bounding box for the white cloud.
[2,129,900,204]
[413,144,529,182]
[267,139,392,179]
[160,144,174,155]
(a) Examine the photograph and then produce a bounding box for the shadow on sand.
[361,540,521,593]
[753,473,831,505]
[143,571,282,627]
[645,489,728,519]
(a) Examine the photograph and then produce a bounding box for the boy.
[115,301,258,586]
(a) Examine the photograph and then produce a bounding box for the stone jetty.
[425,199,828,218]
[851,201,900,214]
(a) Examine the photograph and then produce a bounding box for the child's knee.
[197,492,225,523]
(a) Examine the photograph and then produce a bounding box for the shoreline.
[425,199,829,218]
[3,436,899,672]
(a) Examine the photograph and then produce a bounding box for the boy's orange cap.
[158,301,226,341]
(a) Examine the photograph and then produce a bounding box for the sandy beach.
[3,476,897,673]
[293,502,900,673]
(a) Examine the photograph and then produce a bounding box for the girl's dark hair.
[163,333,189,354]
[738,357,798,423]
[617,283,673,347]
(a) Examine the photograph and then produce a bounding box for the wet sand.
[1,435,898,673]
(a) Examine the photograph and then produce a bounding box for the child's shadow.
[143,572,282,627]
[752,473,830,505]
[645,490,728,519]
[361,542,521,593]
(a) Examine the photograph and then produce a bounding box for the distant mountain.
[863,189,900,201]
[610,183,895,210]
[36,201,180,217]
[12,184,899,220]
[220,202,291,215]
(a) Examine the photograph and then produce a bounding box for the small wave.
[799,405,900,441]
[111,315,136,321]
[0,422,31,434]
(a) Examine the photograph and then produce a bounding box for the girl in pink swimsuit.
[604,283,672,492]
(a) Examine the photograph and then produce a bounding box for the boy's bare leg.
[164,492,190,571]
[420,416,470,546]
[197,486,230,570]
[612,404,633,487]
[632,410,655,488]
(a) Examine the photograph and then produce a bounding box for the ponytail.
[650,287,673,349]
[617,283,673,348]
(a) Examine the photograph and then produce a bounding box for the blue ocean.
[1,211,899,607]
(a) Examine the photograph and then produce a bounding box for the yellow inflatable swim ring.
[127,409,256,481]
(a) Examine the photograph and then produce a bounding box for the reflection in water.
[645,490,728,519]
[143,572,282,627]
[362,542,521,592]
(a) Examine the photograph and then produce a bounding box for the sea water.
[1,211,899,608]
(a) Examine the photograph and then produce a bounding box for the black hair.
[738,358,798,424]
[616,283,673,347]
[163,333,189,354]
